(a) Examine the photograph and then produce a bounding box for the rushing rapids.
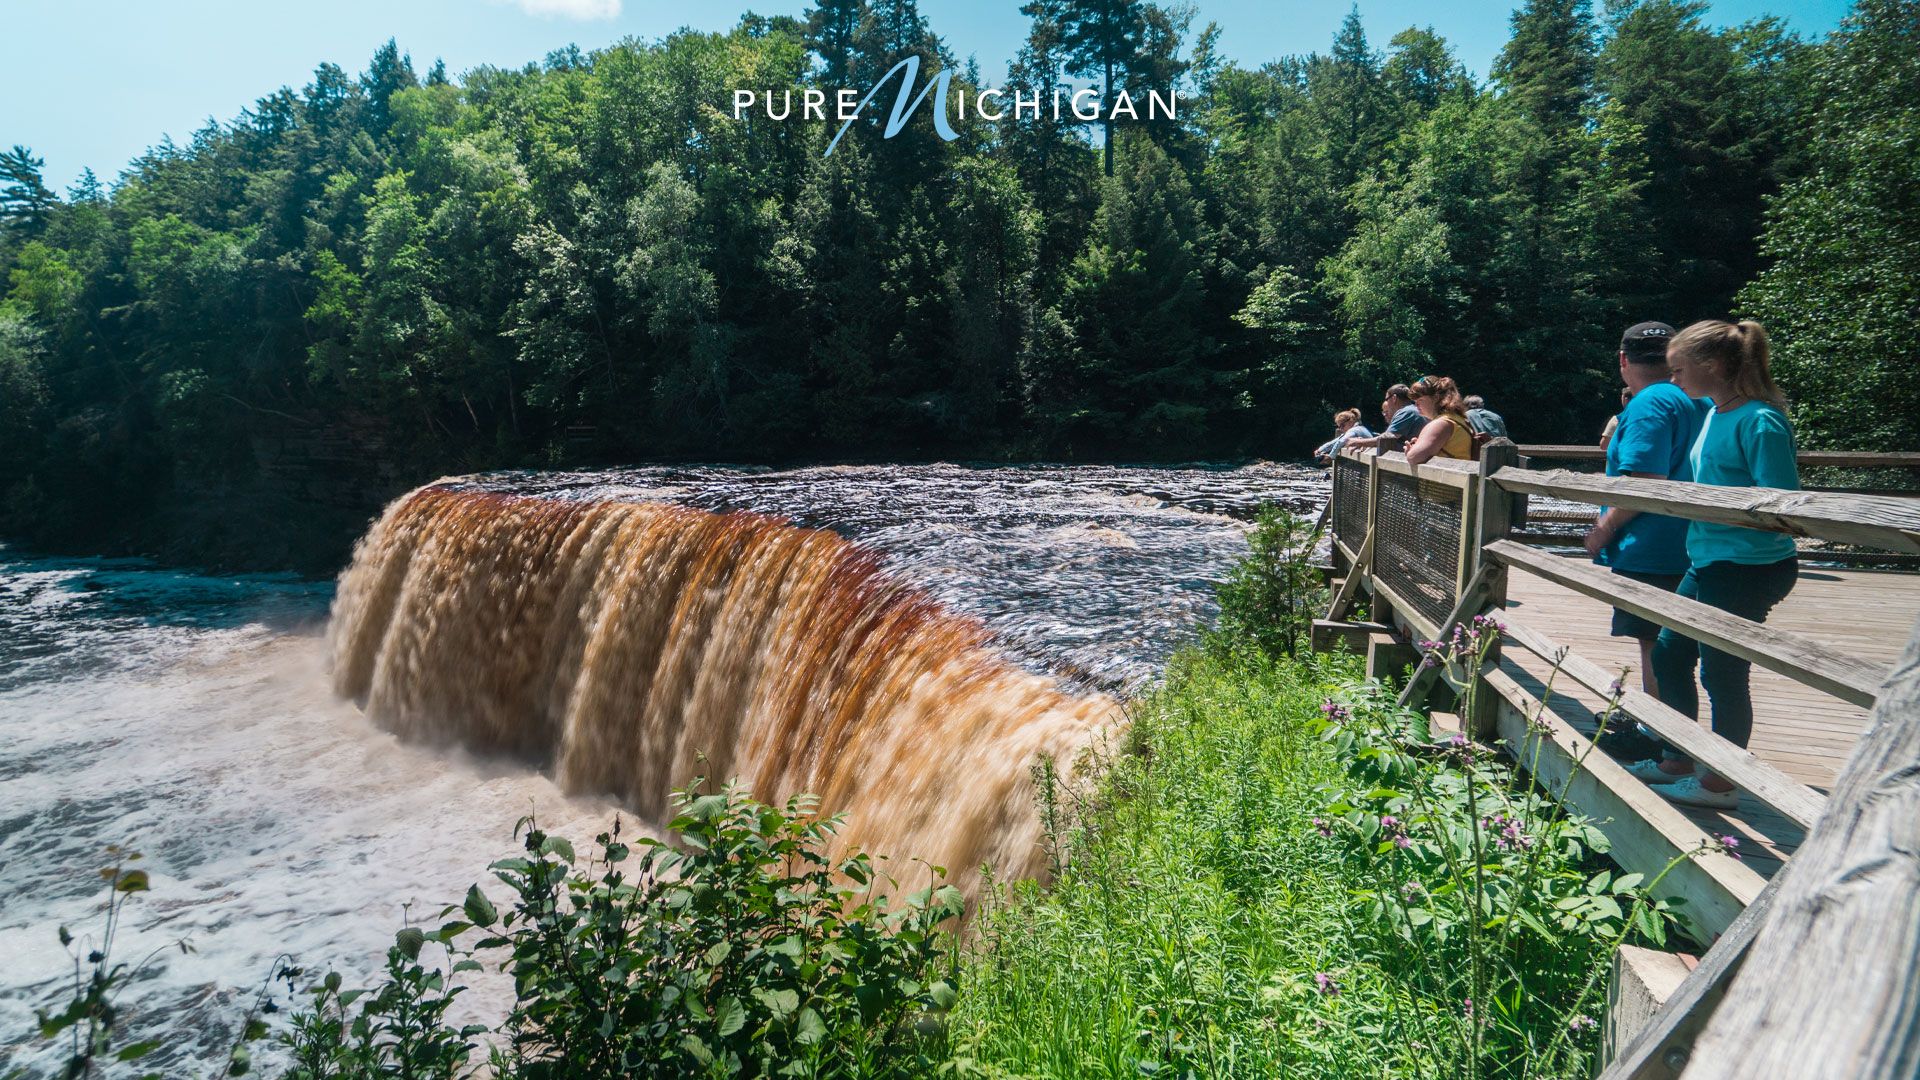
[329,485,1117,884]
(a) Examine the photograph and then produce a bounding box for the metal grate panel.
[1332,455,1370,551]
[1373,470,1463,631]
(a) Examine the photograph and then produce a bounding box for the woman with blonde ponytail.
[1627,319,1801,811]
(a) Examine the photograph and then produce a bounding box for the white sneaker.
[1659,775,1739,810]
[1623,759,1689,786]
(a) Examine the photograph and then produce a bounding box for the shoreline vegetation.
[4,1,1917,572]
[10,509,1722,1078]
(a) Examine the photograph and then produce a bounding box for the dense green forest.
[1,0,1915,567]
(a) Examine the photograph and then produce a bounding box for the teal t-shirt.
[1599,381,1707,574]
[1686,399,1800,566]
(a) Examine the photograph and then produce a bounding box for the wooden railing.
[1320,441,1920,1076]
[1517,445,1920,471]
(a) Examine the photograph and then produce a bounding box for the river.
[0,461,1323,1075]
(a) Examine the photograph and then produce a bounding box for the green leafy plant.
[475,782,963,1078]
[1312,617,1714,1077]
[1213,504,1327,660]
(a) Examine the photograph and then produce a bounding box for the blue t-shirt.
[1598,381,1708,574]
[1687,399,1800,566]
[1384,404,1427,439]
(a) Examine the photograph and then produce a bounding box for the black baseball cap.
[1621,321,1674,362]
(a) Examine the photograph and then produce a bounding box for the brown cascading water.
[328,485,1116,888]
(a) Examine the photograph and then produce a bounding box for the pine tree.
[805,0,866,84]
[0,146,57,237]
[1598,0,1785,320]
[1057,0,1146,176]
[1494,0,1598,132]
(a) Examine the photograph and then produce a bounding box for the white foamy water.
[0,462,1323,1076]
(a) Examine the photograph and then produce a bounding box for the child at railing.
[1626,320,1801,810]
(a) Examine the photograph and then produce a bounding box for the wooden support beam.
[1311,619,1393,654]
[1325,528,1374,623]
[1485,540,1885,708]
[1366,632,1418,683]
[1483,667,1764,940]
[1601,947,1697,1071]
[1499,618,1828,832]
[1490,468,1920,554]
[1397,563,1502,711]
[1680,614,1920,1079]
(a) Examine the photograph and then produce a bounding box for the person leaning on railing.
[1313,408,1374,463]
[1583,322,1706,703]
[1402,376,1476,464]
[1626,319,1802,811]
[1342,383,1427,453]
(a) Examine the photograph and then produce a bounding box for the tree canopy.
[0,1,1900,567]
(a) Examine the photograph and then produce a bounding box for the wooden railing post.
[1364,451,1387,626]
[1467,440,1518,740]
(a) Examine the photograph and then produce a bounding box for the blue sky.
[4,0,1851,191]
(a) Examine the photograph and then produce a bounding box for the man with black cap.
[1583,322,1709,698]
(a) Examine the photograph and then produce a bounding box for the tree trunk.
[1103,56,1115,178]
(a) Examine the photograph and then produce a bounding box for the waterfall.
[328,485,1115,886]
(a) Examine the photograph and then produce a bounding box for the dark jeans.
[1650,556,1799,761]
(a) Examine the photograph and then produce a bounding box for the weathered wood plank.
[1485,540,1885,708]
[1310,619,1393,653]
[1325,528,1374,622]
[1483,667,1764,939]
[1683,615,1920,1079]
[1498,617,1828,831]
[1517,446,1920,470]
[1601,946,1697,1071]
[1398,564,1502,710]
[1596,872,1783,1080]
[1339,448,1480,483]
[1489,468,1920,554]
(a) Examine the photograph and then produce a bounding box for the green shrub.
[1213,505,1326,660]
[472,783,962,1078]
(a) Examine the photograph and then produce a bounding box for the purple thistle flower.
[1314,817,1332,839]
[1315,971,1340,996]
[1569,1014,1597,1034]
[1379,815,1399,830]
[1394,834,1412,849]
[1719,834,1742,860]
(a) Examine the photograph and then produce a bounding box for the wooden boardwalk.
[1500,564,1920,879]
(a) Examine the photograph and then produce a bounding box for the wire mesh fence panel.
[1373,470,1463,631]
[1333,455,1369,552]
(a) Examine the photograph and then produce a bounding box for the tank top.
[1435,412,1475,460]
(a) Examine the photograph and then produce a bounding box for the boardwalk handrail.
[1496,618,1827,833]
[1323,441,1907,940]
[1485,539,1884,708]
[1324,441,1919,1068]
[1491,467,1920,554]
[1601,616,1920,1079]
[1518,444,1920,470]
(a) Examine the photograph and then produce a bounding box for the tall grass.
[947,635,1687,1079]
[949,649,1399,1077]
